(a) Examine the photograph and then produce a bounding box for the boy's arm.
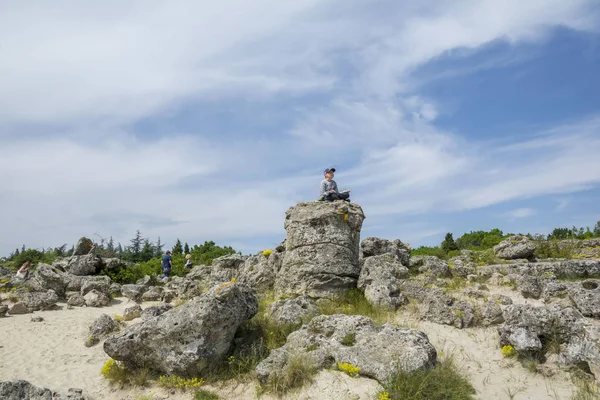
[320,180,328,196]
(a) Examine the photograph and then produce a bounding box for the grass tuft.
[340,332,356,346]
[100,359,151,387]
[318,289,393,324]
[195,389,220,400]
[259,353,318,396]
[380,356,476,400]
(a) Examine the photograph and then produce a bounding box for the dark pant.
[323,192,350,201]
[161,267,171,278]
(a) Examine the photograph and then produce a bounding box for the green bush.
[411,246,447,259]
[381,356,476,400]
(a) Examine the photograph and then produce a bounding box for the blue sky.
[1,0,600,256]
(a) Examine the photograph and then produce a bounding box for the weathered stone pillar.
[275,201,365,299]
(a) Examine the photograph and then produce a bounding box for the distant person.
[184,254,192,269]
[15,261,31,280]
[319,167,350,202]
[160,250,172,279]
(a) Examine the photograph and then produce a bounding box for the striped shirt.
[320,179,338,197]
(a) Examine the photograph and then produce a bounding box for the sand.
[0,295,584,400]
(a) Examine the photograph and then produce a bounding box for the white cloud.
[505,208,537,219]
[1,1,600,254]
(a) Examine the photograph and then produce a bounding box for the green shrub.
[340,332,356,346]
[195,389,220,400]
[100,359,150,386]
[381,356,476,400]
[411,246,447,259]
[259,353,318,395]
[534,240,575,259]
[318,289,392,324]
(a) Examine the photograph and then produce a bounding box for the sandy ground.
[0,293,584,400]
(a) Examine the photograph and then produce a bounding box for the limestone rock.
[8,302,30,315]
[83,289,110,307]
[410,256,451,278]
[73,237,94,255]
[0,305,8,317]
[104,282,258,376]
[238,253,275,292]
[67,254,103,276]
[482,301,504,326]
[136,275,152,287]
[109,283,122,297]
[142,286,163,301]
[568,280,600,318]
[358,253,408,309]
[67,293,86,307]
[256,314,436,384]
[161,289,176,303]
[21,290,59,311]
[491,294,513,305]
[80,276,112,296]
[360,237,410,266]
[90,314,118,337]
[141,303,173,321]
[123,305,142,321]
[0,380,53,400]
[421,297,474,329]
[559,320,600,382]
[25,264,67,297]
[31,316,44,322]
[518,275,541,299]
[494,235,536,260]
[275,202,365,299]
[121,284,147,302]
[269,296,318,325]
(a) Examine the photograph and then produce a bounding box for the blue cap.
[323,167,336,174]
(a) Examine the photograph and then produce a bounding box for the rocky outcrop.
[104,282,258,376]
[421,297,474,329]
[141,303,173,321]
[25,264,67,297]
[238,253,275,292]
[275,202,366,299]
[498,304,583,353]
[80,276,112,297]
[518,275,541,299]
[269,296,318,325]
[568,280,600,318]
[256,314,437,384]
[493,235,536,260]
[358,242,410,309]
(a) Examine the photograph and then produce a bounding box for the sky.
[1,0,600,256]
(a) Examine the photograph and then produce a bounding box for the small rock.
[491,294,513,305]
[90,314,118,337]
[123,305,142,321]
[109,283,122,297]
[136,275,152,287]
[8,302,30,315]
[84,289,111,307]
[142,286,163,301]
[482,301,504,326]
[0,305,8,317]
[67,293,86,307]
[518,276,541,299]
[121,284,147,302]
[161,289,176,303]
[31,316,44,323]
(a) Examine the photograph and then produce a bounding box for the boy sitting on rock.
[319,167,351,202]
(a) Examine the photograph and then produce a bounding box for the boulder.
[87,314,119,347]
[104,282,258,376]
[358,253,409,309]
[109,283,122,297]
[481,301,504,326]
[267,249,285,275]
[238,253,275,292]
[421,297,474,329]
[0,304,8,317]
[360,237,410,266]
[559,320,600,382]
[80,276,112,296]
[136,275,152,287]
[121,284,147,303]
[8,302,30,315]
[84,289,110,307]
[498,304,583,353]
[0,380,53,400]
[256,314,437,385]
[161,289,176,303]
[123,305,142,321]
[410,256,451,278]
[25,264,67,297]
[141,286,163,301]
[73,237,93,256]
[141,303,173,321]
[21,290,59,311]
[31,316,44,322]
[67,254,103,276]
[518,275,541,299]
[269,296,318,325]
[275,202,366,299]
[493,235,536,260]
[67,293,86,307]
[102,258,127,270]
[568,280,600,318]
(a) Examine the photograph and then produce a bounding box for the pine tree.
[140,239,155,262]
[441,232,459,253]
[184,242,190,255]
[172,239,183,255]
[107,236,115,256]
[116,243,124,257]
[130,230,143,261]
[155,237,164,258]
